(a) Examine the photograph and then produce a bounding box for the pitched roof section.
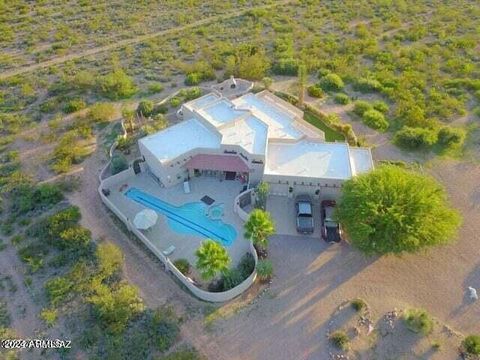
[184,154,250,173]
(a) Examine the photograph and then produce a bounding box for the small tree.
[195,240,231,280]
[97,69,137,100]
[362,109,389,132]
[403,309,434,336]
[297,64,307,107]
[319,73,344,91]
[88,103,116,123]
[122,107,135,133]
[255,181,269,210]
[262,77,273,90]
[336,165,462,254]
[244,209,275,250]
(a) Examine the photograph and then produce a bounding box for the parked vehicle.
[321,200,343,243]
[295,194,314,234]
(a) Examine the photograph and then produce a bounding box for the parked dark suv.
[320,200,343,243]
[295,194,314,234]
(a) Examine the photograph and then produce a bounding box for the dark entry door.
[225,171,236,180]
[133,160,141,174]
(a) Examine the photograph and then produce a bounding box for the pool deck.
[105,173,251,266]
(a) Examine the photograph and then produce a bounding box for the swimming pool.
[124,188,236,246]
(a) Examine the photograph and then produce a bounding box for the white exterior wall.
[264,173,343,199]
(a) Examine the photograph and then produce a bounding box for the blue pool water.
[124,188,236,246]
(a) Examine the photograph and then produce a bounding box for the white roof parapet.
[256,90,304,119]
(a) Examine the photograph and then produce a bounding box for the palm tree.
[244,209,275,250]
[195,240,231,280]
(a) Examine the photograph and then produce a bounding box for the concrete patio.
[104,172,251,266]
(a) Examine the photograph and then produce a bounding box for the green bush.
[58,225,91,249]
[403,309,434,336]
[137,100,154,117]
[45,276,74,306]
[334,93,350,104]
[173,258,190,275]
[148,83,164,94]
[40,308,58,327]
[463,335,480,355]
[63,98,86,113]
[222,268,244,290]
[256,259,273,282]
[97,69,137,100]
[237,252,255,279]
[170,97,181,108]
[11,183,63,215]
[362,109,389,131]
[437,126,466,148]
[185,73,201,86]
[111,154,128,175]
[96,242,124,279]
[373,101,389,114]
[329,330,349,350]
[307,84,324,98]
[394,126,437,149]
[272,58,299,76]
[319,73,344,91]
[353,78,383,93]
[351,298,367,312]
[88,103,116,123]
[352,100,373,117]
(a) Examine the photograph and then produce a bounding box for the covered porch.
[185,154,250,184]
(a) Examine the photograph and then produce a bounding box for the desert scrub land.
[1,0,480,359]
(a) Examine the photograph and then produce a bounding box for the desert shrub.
[96,242,124,279]
[184,73,201,86]
[40,308,57,327]
[148,83,164,94]
[170,97,181,107]
[31,206,81,242]
[351,298,367,312]
[334,93,350,104]
[45,276,74,306]
[173,258,190,275]
[111,154,128,175]
[10,183,63,215]
[0,299,10,327]
[137,100,154,117]
[88,281,144,333]
[88,103,116,123]
[437,126,466,148]
[362,109,389,131]
[403,309,434,336]
[97,69,137,100]
[319,73,344,91]
[394,126,437,149]
[256,259,273,282]
[463,335,480,355]
[307,84,324,98]
[372,101,389,114]
[353,78,383,93]
[237,252,255,279]
[58,225,91,249]
[352,100,372,117]
[272,58,299,76]
[329,330,349,350]
[222,268,244,290]
[154,104,169,114]
[182,87,202,101]
[63,98,86,113]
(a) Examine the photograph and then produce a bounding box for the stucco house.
[138,79,373,198]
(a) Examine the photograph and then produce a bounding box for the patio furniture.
[162,245,175,256]
[133,209,158,230]
[183,180,191,194]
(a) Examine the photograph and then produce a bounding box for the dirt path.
[0,1,293,80]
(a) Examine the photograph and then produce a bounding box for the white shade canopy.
[133,209,158,230]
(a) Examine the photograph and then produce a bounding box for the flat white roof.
[200,99,246,127]
[349,148,374,176]
[265,140,355,180]
[139,118,220,162]
[220,115,268,155]
[186,93,220,109]
[233,93,303,139]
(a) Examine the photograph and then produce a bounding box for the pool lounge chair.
[162,245,175,256]
[183,180,191,194]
